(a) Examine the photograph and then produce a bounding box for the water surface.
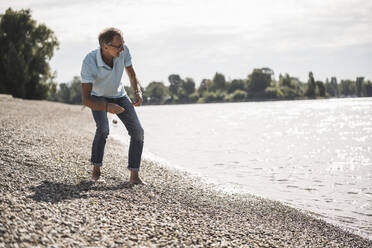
[111,98,372,239]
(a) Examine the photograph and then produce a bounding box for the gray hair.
[98,27,123,48]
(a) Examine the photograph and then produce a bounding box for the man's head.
[99,27,124,58]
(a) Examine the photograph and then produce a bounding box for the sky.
[1,0,372,87]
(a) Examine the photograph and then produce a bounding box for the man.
[80,27,145,184]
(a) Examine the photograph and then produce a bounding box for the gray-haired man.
[80,27,145,184]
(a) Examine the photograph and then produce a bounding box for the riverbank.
[0,96,371,247]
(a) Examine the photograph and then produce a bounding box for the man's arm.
[81,83,124,114]
[125,65,143,106]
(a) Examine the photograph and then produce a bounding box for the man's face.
[105,35,124,58]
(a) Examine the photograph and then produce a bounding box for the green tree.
[228,79,245,93]
[144,81,169,104]
[331,77,339,96]
[57,83,70,103]
[175,77,197,103]
[211,72,226,92]
[182,77,196,95]
[231,89,247,101]
[325,77,339,97]
[47,82,58,101]
[282,87,301,99]
[247,68,272,97]
[279,73,295,88]
[265,87,283,99]
[187,92,199,103]
[362,80,372,97]
[261,67,275,77]
[46,72,58,101]
[278,73,303,99]
[306,72,316,98]
[52,77,82,104]
[203,91,217,103]
[0,8,59,99]
[316,81,326,97]
[356,77,364,97]
[340,80,356,96]
[215,90,226,102]
[198,79,212,96]
[168,74,183,98]
[69,76,82,104]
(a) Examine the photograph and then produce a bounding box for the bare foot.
[129,177,146,185]
[129,171,146,185]
[92,165,101,182]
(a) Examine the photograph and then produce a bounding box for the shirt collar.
[96,48,106,67]
[96,48,118,69]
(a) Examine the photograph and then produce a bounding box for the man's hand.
[132,93,143,106]
[107,103,125,114]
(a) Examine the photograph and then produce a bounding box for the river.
[111,97,372,239]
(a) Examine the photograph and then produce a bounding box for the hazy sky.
[1,0,372,86]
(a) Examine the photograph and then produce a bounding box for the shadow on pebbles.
[0,97,371,247]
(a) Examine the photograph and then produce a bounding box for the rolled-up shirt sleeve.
[81,61,95,83]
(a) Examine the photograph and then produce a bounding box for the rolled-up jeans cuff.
[91,161,103,167]
[127,167,140,172]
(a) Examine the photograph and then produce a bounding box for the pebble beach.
[0,95,371,247]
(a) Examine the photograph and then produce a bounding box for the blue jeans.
[90,95,144,171]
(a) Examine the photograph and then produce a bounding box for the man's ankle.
[92,165,101,180]
[130,171,139,179]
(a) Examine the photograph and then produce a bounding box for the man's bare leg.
[129,171,145,184]
[92,165,101,181]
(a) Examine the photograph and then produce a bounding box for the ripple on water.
[277,179,289,182]
[352,211,372,217]
[286,185,298,188]
[336,216,357,224]
[363,226,372,232]
[303,187,317,191]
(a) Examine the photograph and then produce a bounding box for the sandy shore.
[0,95,371,248]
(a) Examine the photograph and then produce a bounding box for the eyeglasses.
[107,43,123,50]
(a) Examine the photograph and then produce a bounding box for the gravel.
[1,95,371,247]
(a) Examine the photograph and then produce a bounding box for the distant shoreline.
[137,95,370,107]
[42,93,371,107]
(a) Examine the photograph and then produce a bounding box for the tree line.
[47,70,372,105]
[1,8,372,105]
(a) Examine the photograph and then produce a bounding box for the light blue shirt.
[80,45,132,98]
